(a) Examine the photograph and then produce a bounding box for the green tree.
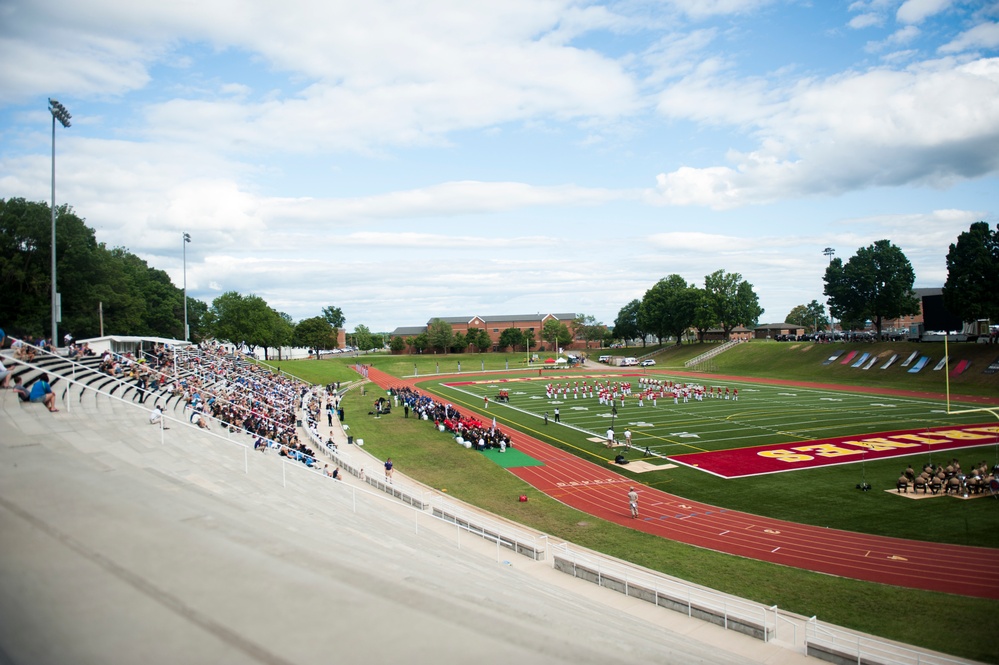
[322,305,345,330]
[704,270,764,339]
[541,318,572,352]
[294,316,336,354]
[351,324,372,351]
[573,314,603,348]
[412,332,429,354]
[498,327,524,351]
[207,291,285,359]
[523,329,536,354]
[266,311,295,360]
[186,298,209,342]
[0,197,195,340]
[389,335,407,353]
[613,299,642,345]
[426,318,453,353]
[466,327,491,352]
[450,332,468,353]
[785,300,829,333]
[943,222,999,324]
[640,275,700,346]
[824,240,919,337]
[691,289,716,342]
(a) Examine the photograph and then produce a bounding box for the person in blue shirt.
[29,373,58,412]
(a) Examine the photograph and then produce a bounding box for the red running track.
[362,365,999,599]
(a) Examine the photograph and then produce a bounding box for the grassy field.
[421,372,999,547]
[270,341,999,662]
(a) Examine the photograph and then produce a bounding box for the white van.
[621,357,638,366]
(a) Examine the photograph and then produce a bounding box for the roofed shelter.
[79,335,193,357]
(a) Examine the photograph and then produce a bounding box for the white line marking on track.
[771,547,781,553]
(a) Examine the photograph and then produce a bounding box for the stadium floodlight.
[49,98,72,347]
[822,247,836,332]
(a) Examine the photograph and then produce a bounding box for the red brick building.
[391,312,580,351]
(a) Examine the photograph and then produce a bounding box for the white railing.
[549,541,775,642]
[429,495,546,561]
[805,618,974,665]
[684,339,742,367]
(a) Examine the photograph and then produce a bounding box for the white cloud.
[888,25,922,44]
[897,0,953,25]
[940,21,999,53]
[651,57,999,208]
[661,0,779,21]
[849,13,883,29]
[2,0,643,150]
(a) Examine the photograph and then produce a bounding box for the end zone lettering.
[668,423,999,479]
[758,427,998,464]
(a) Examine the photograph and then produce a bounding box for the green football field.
[435,371,998,460]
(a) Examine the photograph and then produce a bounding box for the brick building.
[391,312,579,351]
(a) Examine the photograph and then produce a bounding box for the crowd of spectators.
[104,342,314,464]
[392,386,512,451]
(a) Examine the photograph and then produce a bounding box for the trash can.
[347,436,354,445]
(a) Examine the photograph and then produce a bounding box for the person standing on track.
[628,487,639,518]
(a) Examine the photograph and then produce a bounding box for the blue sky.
[1,0,997,333]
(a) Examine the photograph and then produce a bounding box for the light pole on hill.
[183,232,191,341]
[823,247,836,332]
[49,98,72,347]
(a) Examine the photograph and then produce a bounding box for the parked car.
[621,357,638,366]
[598,355,612,363]
[640,359,656,367]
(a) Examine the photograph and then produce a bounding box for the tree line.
[0,198,362,358]
[612,269,765,346]
[783,227,998,336]
[1,198,202,341]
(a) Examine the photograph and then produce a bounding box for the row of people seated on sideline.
[896,459,997,495]
[391,385,513,451]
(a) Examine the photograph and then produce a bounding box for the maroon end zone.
[669,423,999,478]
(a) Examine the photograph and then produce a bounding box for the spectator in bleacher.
[29,373,58,412]
[13,376,30,402]
[149,405,163,425]
[0,356,11,388]
[12,337,36,362]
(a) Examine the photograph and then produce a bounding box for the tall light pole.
[823,247,835,333]
[183,232,191,341]
[49,98,71,348]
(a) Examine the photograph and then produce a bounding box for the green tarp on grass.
[479,447,545,469]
